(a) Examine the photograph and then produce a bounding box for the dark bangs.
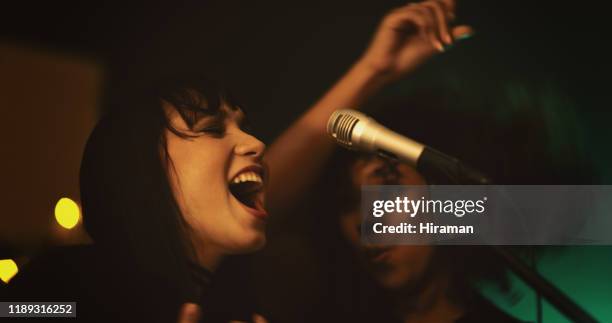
[155,75,243,138]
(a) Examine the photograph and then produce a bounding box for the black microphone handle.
[415,147,598,322]
[416,147,492,185]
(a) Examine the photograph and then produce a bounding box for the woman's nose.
[234,133,266,159]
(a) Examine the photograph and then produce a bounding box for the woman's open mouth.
[228,166,268,219]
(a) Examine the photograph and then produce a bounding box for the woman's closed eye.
[199,124,226,137]
[192,108,253,138]
[192,114,227,137]
[370,164,402,183]
[373,166,387,178]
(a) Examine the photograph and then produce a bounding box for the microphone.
[326,109,491,185]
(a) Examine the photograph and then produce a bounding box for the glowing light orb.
[0,259,18,283]
[54,197,80,229]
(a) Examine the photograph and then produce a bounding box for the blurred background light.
[54,197,80,230]
[0,259,18,283]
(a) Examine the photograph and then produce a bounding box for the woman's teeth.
[231,171,263,184]
[229,170,266,212]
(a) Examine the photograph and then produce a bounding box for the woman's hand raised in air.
[358,0,473,81]
[266,0,473,216]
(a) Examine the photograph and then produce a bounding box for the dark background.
[1,0,611,321]
[2,0,609,147]
[3,0,610,178]
[4,0,610,181]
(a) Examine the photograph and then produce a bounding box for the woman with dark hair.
[256,88,533,322]
[80,78,269,322]
[7,1,469,322]
[9,78,270,322]
[304,102,522,323]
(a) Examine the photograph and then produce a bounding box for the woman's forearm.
[265,0,470,216]
[265,61,390,215]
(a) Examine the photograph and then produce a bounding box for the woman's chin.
[228,232,267,254]
[243,235,266,252]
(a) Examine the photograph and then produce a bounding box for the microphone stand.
[489,245,598,323]
[419,157,599,323]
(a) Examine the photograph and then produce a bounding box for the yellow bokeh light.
[0,259,18,283]
[54,197,80,229]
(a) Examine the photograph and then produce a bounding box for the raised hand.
[266,1,474,217]
[358,0,473,81]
